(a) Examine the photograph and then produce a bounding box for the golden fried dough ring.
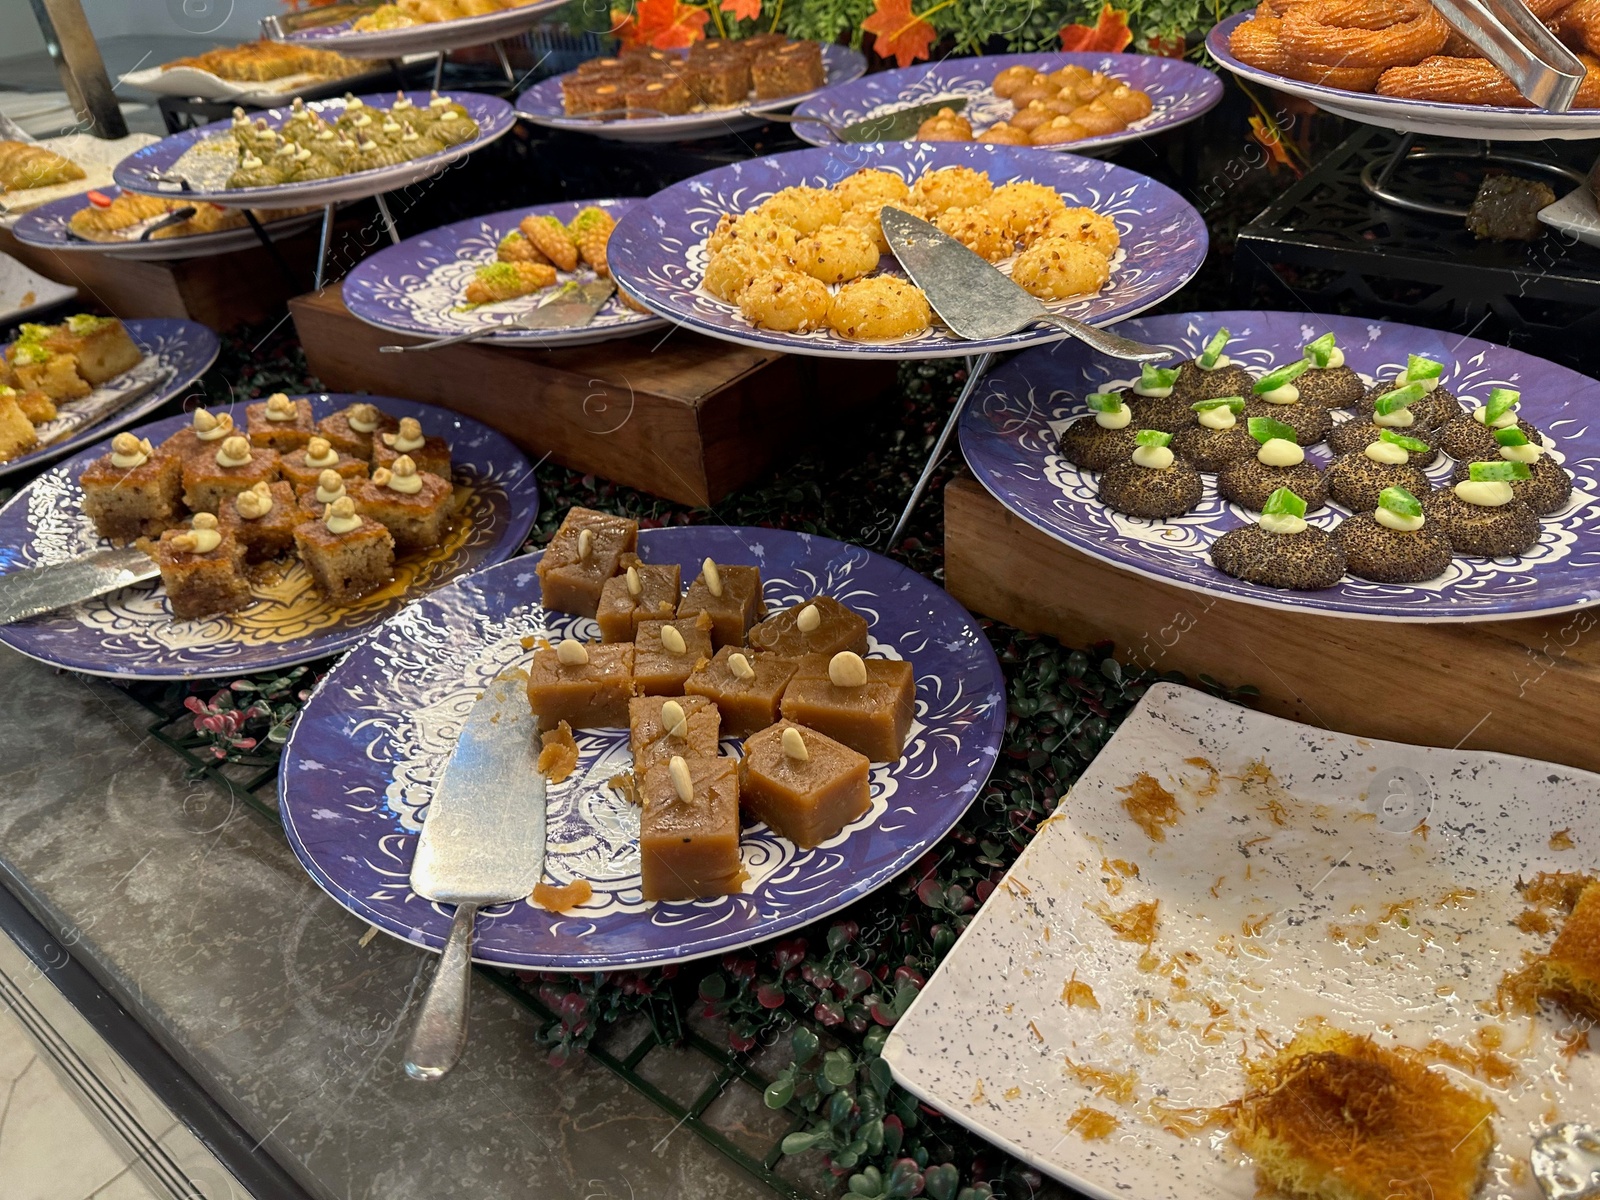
[1284,58,1387,88]
[1379,50,1600,104]
[1230,14,1295,75]
[1281,0,1449,67]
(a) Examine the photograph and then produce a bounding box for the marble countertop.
[0,645,773,1200]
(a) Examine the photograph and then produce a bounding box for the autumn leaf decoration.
[612,0,711,50]
[1059,3,1133,52]
[721,0,763,20]
[861,0,955,68]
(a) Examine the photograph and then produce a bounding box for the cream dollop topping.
[1132,444,1174,470]
[216,436,253,468]
[1473,405,1518,430]
[1132,380,1171,399]
[375,454,424,495]
[429,92,450,110]
[381,118,403,136]
[1454,480,1514,507]
[1198,407,1236,431]
[393,95,414,112]
[351,113,373,130]
[292,146,312,164]
[347,403,381,434]
[385,417,425,453]
[303,437,339,469]
[1200,354,1232,370]
[1413,374,1440,393]
[181,512,223,554]
[1372,408,1415,429]
[1318,347,1345,369]
[324,496,363,534]
[401,128,421,143]
[1258,512,1307,535]
[234,482,275,520]
[1363,441,1409,465]
[314,468,345,501]
[1257,439,1304,467]
[1257,383,1299,405]
[1376,507,1426,532]
[192,408,231,441]
[1094,406,1132,430]
[1500,441,1544,463]
[438,110,461,123]
[264,393,297,422]
[239,153,263,170]
[110,433,152,470]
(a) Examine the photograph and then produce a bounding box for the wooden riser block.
[290,288,896,508]
[0,224,324,329]
[945,476,1600,773]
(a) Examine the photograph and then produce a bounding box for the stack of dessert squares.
[77,395,457,621]
[526,507,916,903]
[559,37,826,120]
[0,316,145,464]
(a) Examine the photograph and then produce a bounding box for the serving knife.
[379,279,617,353]
[0,547,158,626]
[403,670,545,1081]
[750,97,969,142]
[879,206,1172,362]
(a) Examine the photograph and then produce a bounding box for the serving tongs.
[1436,0,1585,110]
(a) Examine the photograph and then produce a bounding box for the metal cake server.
[403,671,545,1081]
[0,547,158,626]
[750,98,970,142]
[380,279,616,353]
[1534,1124,1600,1199]
[878,207,1171,362]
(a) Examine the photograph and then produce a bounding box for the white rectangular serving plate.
[0,252,76,322]
[884,682,1599,1200]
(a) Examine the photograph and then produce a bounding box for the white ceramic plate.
[1208,13,1600,141]
[270,0,566,59]
[885,682,1600,1200]
[0,252,76,322]
[119,61,400,107]
[1538,185,1600,248]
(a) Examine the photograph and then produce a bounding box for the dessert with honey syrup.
[346,454,453,553]
[373,416,450,479]
[1232,1025,1495,1200]
[246,392,316,452]
[290,496,395,605]
[218,480,300,563]
[80,432,182,544]
[281,435,368,491]
[316,401,398,461]
[148,513,252,620]
[1540,878,1600,1021]
[182,433,280,514]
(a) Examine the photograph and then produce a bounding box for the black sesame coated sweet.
[1168,358,1257,404]
[1058,418,1140,473]
[1324,453,1430,513]
[1241,398,1333,446]
[1210,525,1346,590]
[1170,423,1258,472]
[1337,511,1454,583]
[1450,454,1572,516]
[1326,419,1440,467]
[1354,382,1463,431]
[1423,489,1541,557]
[1097,458,1204,519]
[1433,414,1544,462]
[1294,365,1365,408]
[1217,458,1329,512]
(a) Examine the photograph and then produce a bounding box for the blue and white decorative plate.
[789,51,1223,153]
[608,142,1208,360]
[113,91,517,209]
[0,318,218,482]
[270,0,567,59]
[959,310,1600,622]
[1209,12,1600,142]
[278,527,1006,970]
[516,44,869,143]
[0,394,538,679]
[12,186,323,262]
[341,199,666,347]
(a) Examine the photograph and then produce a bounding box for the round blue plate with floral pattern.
[790,51,1224,153]
[277,527,1005,970]
[959,310,1600,621]
[0,394,538,678]
[341,199,666,347]
[113,91,516,208]
[607,141,1207,359]
[0,318,218,482]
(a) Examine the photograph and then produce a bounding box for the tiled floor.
[0,1003,164,1200]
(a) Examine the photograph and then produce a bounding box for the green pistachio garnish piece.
[1086,392,1124,413]
[1378,486,1423,517]
[1468,460,1531,482]
[1484,387,1519,423]
[1253,360,1311,392]
[1493,427,1530,447]
[1247,416,1295,445]
[1378,430,1429,452]
[1403,354,1443,382]
[1261,487,1307,518]
[1139,365,1179,389]
[1134,429,1172,447]
[1303,332,1337,368]
[1196,328,1231,369]
[1190,396,1246,413]
[1373,381,1426,416]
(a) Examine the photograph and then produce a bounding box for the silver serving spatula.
[752,97,970,142]
[0,546,158,625]
[1534,1124,1600,1199]
[380,279,617,353]
[403,671,545,1081]
[878,207,1172,363]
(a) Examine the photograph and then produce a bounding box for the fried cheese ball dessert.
[985,180,1068,240]
[738,269,830,332]
[838,205,890,253]
[831,167,911,212]
[915,107,974,140]
[934,206,1013,262]
[979,121,1033,145]
[757,186,843,235]
[909,166,993,215]
[519,213,579,271]
[703,240,796,303]
[1010,236,1110,301]
[992,65,1042,97]
[1027,206,1119,256]
[826,277,931,341]
[791,225,880,285]
[706,211,801,258]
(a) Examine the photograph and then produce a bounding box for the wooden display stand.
[945,476,1600,774]
[0,225,323,329]
[290,288,897,508]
